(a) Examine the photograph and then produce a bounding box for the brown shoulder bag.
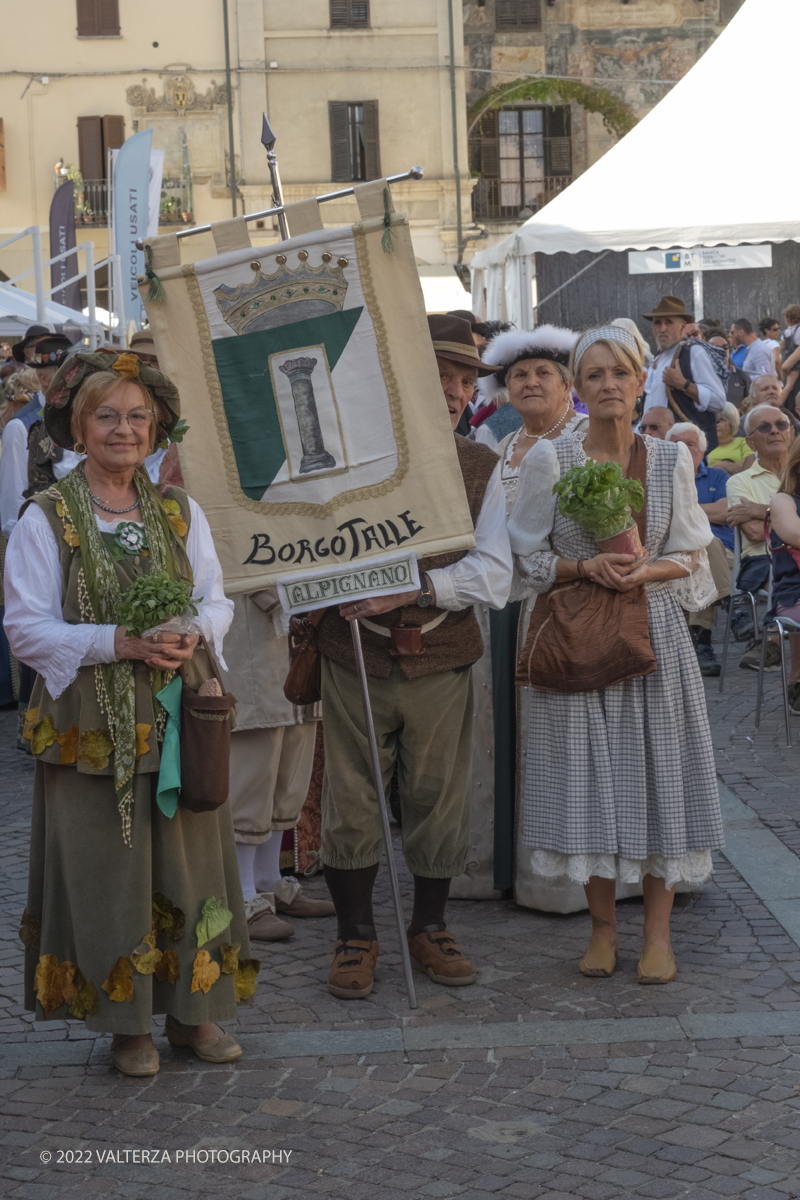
[284,610,326,705]
[515,435,657,694]
[179,636,238,813]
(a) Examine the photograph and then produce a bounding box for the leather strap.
[359,611,448,637]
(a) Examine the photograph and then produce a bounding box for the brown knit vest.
[317,435,499,679]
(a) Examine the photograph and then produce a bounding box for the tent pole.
[692,267,704,321]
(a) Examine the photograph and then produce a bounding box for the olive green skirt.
[23,763,251,1035]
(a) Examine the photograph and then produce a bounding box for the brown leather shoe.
[408,927,476,986]
[247,909,294,941]
[327,938,379,999]
[275,889,335,918]
[111,1035,160,1077]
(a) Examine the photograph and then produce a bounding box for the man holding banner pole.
[316,315,512,1001]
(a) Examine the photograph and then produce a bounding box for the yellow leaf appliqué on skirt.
[78,729,114,770]
[18,909,42,950]
[31,715,59,756]
[102,956,134,1003]
[135,723,152,760]
[220,942,241,975]
[57,724,80,765]
[22,707,39,741]
[152,892,186,941]
[191,949,220,995]
[153,948,180,985]
[234,958,261,1003]
[34,954,76,1016]
[67,968,98,1019]
[130,929,163,975]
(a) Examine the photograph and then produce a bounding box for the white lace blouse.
[4,500,234,700]
[507,430,716,611]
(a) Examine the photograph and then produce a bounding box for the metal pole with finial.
[261,115,290,242]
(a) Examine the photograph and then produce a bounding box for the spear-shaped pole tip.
[261,113,276,151]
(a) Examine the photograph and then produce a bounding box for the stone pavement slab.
[1,624,800,1197]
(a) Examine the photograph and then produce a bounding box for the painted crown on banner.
[213,249,351,336]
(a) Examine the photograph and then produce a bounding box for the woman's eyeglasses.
[90,408,155,430]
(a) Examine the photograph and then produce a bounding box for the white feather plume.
[476,325,578,403]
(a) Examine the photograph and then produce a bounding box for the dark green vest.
[21,485,193,778]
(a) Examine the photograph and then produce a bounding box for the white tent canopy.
[0,283,91,340]
[471,0,798,273]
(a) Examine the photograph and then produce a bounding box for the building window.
[76,115,124,224]
[495,0,541,31]
[330,0,370,29]
[77,0,120,36]
[329,101,380,182]
[719,0,743,20]
[470,106,571,220]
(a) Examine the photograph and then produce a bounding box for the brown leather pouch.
[390,625,424,657]
[515,434,656,694]
[179,637,237,813]
[284,609,325,705]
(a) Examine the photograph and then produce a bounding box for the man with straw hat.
[314,315,512,1001]
[642,295,726,453]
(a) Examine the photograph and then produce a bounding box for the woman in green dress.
[5,349,253,1076]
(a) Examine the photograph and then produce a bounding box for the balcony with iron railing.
[53,175,194,227]
[471,174,572,223]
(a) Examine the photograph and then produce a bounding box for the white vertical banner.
[112,129,153,330]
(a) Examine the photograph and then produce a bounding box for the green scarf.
[56,466,193,846]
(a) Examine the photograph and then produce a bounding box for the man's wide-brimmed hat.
[427,314,500,377]
[44,349,181,451]
[12,323,53,364]
[476,325,578,403]
[643,294,694,323]
[29,335,73,370]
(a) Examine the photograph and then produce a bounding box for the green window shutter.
[363,101,380,180]
[544,106,572,176]
[329,102,351,182]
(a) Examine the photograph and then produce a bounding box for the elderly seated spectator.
[666,422,737,675]
[749,372,785,411]
[727,403,798,670]
[708,402,754,475]
[639,406,674,439]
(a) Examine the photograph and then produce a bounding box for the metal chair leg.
[719,594,734,693]
[755,619,769,728]
[776,619,793,747]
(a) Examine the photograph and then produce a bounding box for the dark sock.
[408,876,451,938]
[323,864,379,942]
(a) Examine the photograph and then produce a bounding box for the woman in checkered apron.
[508,327,724,985]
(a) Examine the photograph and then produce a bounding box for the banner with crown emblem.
[140,196,476,595]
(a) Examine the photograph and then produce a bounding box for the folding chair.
[718,526,769,692]
[754,555,800,747]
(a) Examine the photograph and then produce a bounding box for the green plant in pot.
[553,459,646,558]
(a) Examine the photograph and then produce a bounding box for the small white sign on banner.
[277,551,421,616]
[628,245,773,275]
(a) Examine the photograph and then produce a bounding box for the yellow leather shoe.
[111,1035,160,1077]
[637,944,676,984]
[578,939,617,978]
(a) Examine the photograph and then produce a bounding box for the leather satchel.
[515,435,657,694]
[179,636,237,813]
[284,609,325,705]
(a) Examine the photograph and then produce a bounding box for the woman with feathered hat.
[4,349,251,1076]
[452,326,589,904]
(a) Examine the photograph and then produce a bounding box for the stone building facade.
[463,0,743,252]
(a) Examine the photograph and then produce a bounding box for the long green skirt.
[23,763,250,1035]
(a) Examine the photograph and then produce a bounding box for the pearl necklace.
[83,466,140,514]
[518,399,572,443]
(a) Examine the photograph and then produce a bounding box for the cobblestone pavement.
[2,625,800,1198]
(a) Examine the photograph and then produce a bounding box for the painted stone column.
[279,356,336,473]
